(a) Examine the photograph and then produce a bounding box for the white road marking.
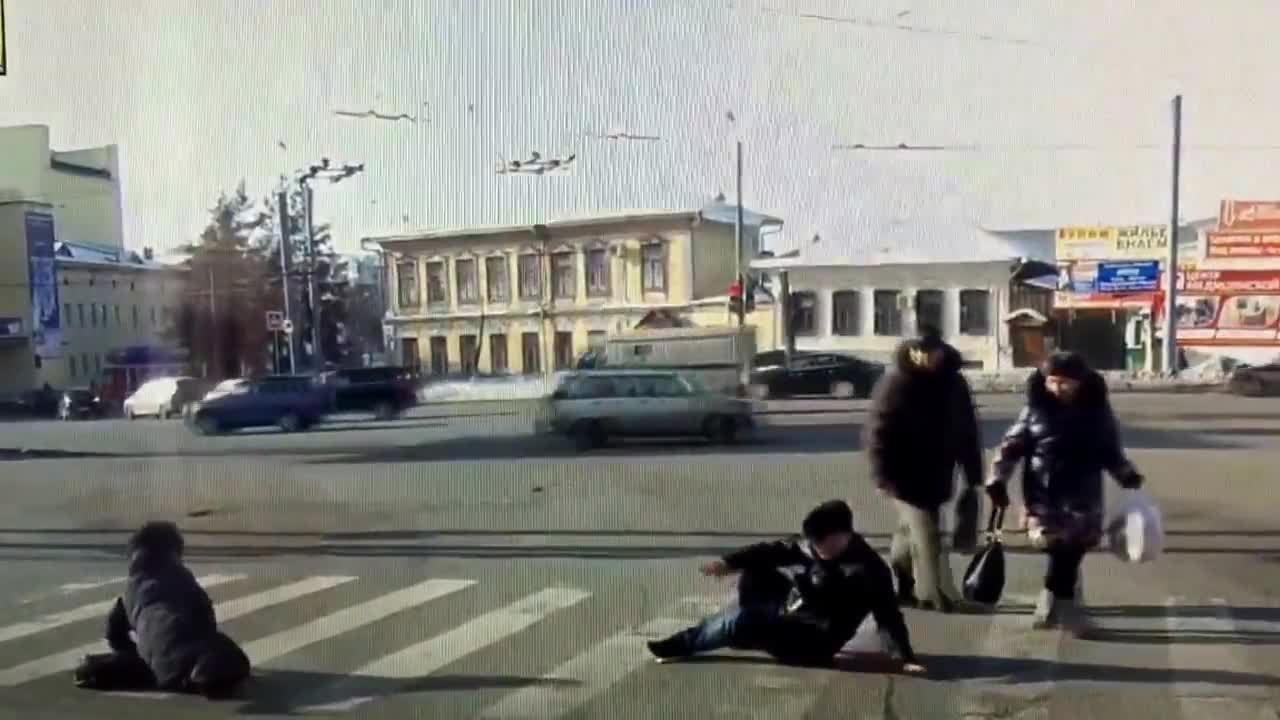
[953,592,1059,718]
[478,595,728,720]
[299,587,591,714]
[0,575,350,687]
[0,574,245,645]
[241,578,477,666]
[1166,596,1270,720]
[18,577,129,604]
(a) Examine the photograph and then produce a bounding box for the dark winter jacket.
[106,550,218,690]
[989,369,1140,547]
[721,532,917,663]
[864,339,984,509]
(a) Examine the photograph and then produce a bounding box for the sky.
[4,0,1280,261]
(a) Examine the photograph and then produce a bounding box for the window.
[90,305,98,328]
[426,261,448,304]
[518,254,541,301]
[874,290,904,336]
[586,247,611,297]
[151,307,157,326]
[554,331,574,370]
[455,258,479,304]
[831,290,861,336]
[77,304,85,327]
[489,334,508,373]
[401,338,420,370]
[485,256,509,303]
[521,332,541,374]
[960,289,992,335]
[460,334,479,374]
[114,305,121,326]
[94,354,101,372]
[429,336,448,376]
[396,260,420,307]
[641,243,666,293]
[915,290,945,334]
[588,330,607,351]
[551,252,575,300]
[64,303,72,327]
[82,353,91,377]
[791,291,817,336]
[132,305,140,328]
[69,355,77,378]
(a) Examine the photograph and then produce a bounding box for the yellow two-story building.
[372,210,769,375]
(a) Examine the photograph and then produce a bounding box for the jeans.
[678,569,841,664]
[888,500,959,604]
[1045,544,1087,599]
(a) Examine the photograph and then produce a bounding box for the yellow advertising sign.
[0,0,7,76]
[1055,225,1169,261]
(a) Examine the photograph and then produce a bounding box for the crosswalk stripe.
[953,592,1060,716]
[1165,596,1269,712]
[0,573,246,645]
[241,578,477,666]
[477,594,728,720]
[17,577,129,605]
[299,587,591,714]
[0,575,352,687]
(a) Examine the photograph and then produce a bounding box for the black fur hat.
[127,521,185,557]
[1042,351,1090,381]
[802,500,854,541]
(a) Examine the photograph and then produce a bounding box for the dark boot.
[893,565,918,608]
[646,633,692,664]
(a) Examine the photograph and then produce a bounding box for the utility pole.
[301,180,320,371]
[276,189,296,374]
[1162,95,1182,376]
[734,140,745,328]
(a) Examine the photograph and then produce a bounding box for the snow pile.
[415,374,569,403]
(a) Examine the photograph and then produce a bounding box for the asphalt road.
[0,392,1277,719]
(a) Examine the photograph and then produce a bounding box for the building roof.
[54,241,184,271]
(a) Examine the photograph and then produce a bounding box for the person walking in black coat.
[74,521,250,698]
[645,500,925,674]
[865,328,984,612]
[984,352,1144,633]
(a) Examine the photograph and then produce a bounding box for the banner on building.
[1097,260,1159,293]
[1173,269,1280,346]
[1056,225,1169,261]
[1218,200,1280,231]
[25,212,62,358]
[1205,230,1280,259]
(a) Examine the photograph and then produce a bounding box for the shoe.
[646,635,691,664]
[1031,590,1057,629]
[1056,597,1088,637]
[916,595,955,614]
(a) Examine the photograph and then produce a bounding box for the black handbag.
[952,485,980,552]
[961,506,1006,605]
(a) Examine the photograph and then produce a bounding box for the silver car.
[541,370,755,451]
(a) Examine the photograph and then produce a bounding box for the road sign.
[266,311,284,331]
[282,320,295,334]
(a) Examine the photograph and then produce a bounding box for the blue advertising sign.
[1096,260,1160,294]
[25,212,62,358]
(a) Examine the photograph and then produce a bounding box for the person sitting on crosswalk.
[73,521,251,698]
[645,500,925,674]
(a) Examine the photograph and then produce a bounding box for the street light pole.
[1162,95,1182,376]
[734,141,745,328]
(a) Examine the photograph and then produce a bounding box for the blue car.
[188,376,329,435]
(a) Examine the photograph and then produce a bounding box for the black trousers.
[1044,545,1087,599]
[75,633,250,697]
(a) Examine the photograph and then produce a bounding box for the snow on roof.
[55,242,184,271]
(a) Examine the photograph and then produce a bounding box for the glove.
[984,480,1010,509]
[1117,469,1144,490]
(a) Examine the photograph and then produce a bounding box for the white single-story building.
[750,223,1057,373]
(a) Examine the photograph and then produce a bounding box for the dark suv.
[325,367,418,420]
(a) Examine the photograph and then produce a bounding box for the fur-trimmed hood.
[891,338,965,376]
[1025,367,1110,412]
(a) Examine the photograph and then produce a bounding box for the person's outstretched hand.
[901,662,928,675]
[700,560,733,578]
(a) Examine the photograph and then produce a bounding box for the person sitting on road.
[984,352,1145,634]
[645,500,925,674]
[73,521,251,698]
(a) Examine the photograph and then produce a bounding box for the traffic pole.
[1162,95,1182,376]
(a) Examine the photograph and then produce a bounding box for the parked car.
[1226,363,1280,396]
[748,351,884,400]
[58,388,105,420]
[540,369,754,451]
[122,376,208,419]
[323,366,417,419]
[187,375,329,435]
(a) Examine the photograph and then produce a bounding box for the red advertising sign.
[1171,269,1280,346]
[1219,200,1280,231]
[1205,230,1280,259]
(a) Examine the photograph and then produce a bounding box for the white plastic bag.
[1106,490,1164,563]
